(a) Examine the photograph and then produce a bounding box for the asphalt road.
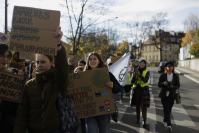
[111,67,199,133]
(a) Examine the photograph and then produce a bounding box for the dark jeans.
[81,118,86,133]
[161,96,174,126]
[134,88,148,123]
[86,115,110,133]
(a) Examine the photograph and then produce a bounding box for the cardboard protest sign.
[19,52,35,61]
[10,6,60,57]
[68,68,115,119]
[0,71,25,103]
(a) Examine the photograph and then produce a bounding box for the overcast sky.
[0,0,199,42]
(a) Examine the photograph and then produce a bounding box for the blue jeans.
[86,115,110,133]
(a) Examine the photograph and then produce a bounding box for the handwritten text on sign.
[0,71,25,103]
[68,68,115,119]
[10,6,60,56]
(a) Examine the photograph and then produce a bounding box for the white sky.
[0,0,199,42]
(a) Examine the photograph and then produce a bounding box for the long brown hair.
[84,52,105,70]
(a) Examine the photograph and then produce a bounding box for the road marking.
[117,120,139,131]
[172,105,196,127]
[184,75,199,84]
[194,104,199,109]
[110,128,128,133]
[146,87,157,133]
[175,69,199,84]
[119,111,134,115]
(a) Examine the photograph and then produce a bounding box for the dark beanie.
[140,59,147,65]
[0,44,8,56]
[165,61,175,67]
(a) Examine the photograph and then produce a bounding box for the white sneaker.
[163,121,167,127]
[167,126,172,132]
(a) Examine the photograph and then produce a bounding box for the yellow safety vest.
[131,69,149,89]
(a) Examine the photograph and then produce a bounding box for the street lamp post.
[5,0,8,34]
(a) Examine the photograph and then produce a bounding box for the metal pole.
[158,30,163,62]
[5,0,8,34]
[160,32,163,62]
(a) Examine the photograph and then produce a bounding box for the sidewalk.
[176,67,199,84]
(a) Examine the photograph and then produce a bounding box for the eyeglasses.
[35,60,46,64]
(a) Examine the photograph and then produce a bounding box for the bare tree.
[125,12,168,58]
[126,12,168,59]
[184,14,199,32]
[64,0,115,55]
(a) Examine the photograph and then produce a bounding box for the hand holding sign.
[105,81,113,90]
[10,6,61,57]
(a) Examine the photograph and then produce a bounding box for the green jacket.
[14,46,68,133]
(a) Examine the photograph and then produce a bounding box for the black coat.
[158,73,180,99]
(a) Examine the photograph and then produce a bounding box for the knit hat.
[165,61,175,67]
[139,59,147,65]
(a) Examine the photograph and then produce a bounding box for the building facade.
[141,30,184,65]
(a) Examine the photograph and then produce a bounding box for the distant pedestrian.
[74,59,86,133]
[158,61,180,131]
[68,55,78,73]
[74,59,86,73]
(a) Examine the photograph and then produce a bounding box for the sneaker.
[143,123,147,128]
[167,126,172,132]
[142,121,148,129]
[163,121,167,127]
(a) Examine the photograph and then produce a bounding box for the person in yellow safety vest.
[124,65,134,93]
[131,59,150,128]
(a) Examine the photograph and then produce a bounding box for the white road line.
[175,69,181,74]
[184,75,199,84]
[175,69,199,84]
[110,128,128,133]
[172,105,196,127]
[194,104,199,109]
[146,88,157,133]
[117,120,139,131]
[118,111,134,116]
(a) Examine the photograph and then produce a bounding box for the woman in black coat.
[158,61,180,131]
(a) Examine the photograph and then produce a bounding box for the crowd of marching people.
[0,27,180,133]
